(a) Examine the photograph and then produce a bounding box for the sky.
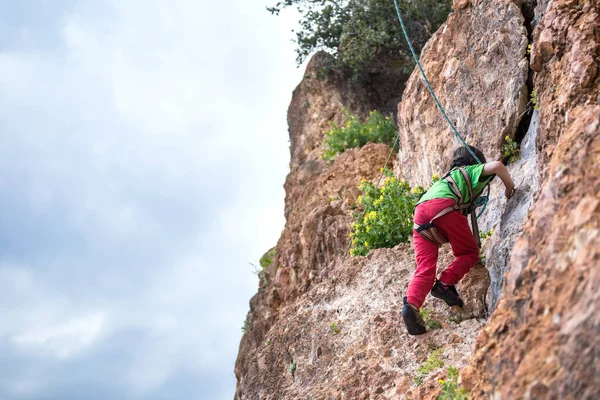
[0,1,305,399]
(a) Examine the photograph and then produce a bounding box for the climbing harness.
[413,167,487,248]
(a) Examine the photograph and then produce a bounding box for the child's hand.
[505,186,516,199]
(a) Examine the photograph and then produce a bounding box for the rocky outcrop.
[235,53,409,397]
[395,0,529,187]
[280,52,406,290]
[463,0,600,397]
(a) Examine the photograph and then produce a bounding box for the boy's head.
[450,145,486,169]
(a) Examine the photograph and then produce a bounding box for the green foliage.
[503,135,520,164]
[350,169,422,256]
[290,361,297,374]
[322,110,397,161]
[330,322,341,334]
[420,308,442,330]
[479,227,494,240]
[530,88,540,110]
[242,318,249,335]
[414,348,445,386]
[260,248,276,268]
[448,316,464,325]
[328,194,340,203]
[438,366,470,400]
[268,0,452,76]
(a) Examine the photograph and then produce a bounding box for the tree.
[268,0,452,75]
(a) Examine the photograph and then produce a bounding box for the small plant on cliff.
[289,361,297,374]
[260,248,276,268]
[420,308,442,330]
[503,135,520,164]
[349,169,421,256]
[242,318,249,335]
[322,110,397,161]
[479,227,494,240]
[414,348,445,386]
[330,322,341,334]
[530,88,540,110]
[438,366,469,400]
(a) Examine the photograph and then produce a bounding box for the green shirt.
[418,164,494,205]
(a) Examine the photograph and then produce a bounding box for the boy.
[402,146,515,335]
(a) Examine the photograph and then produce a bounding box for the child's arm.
[482,161,516,199]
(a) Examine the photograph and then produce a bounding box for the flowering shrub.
[349,169,424,256]
[322,110,397,161]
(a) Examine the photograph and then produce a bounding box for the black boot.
[402,297,427,335]
[431,280,464,308]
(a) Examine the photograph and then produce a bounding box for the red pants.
[406,198,480,308]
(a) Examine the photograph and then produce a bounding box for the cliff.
[235,0,600,398]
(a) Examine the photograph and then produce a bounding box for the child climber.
[402,145,515,335]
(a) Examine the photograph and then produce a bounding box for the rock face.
[478,110,540,310]
[237,245,486,400]
[235,0,600,398]
[463,0,600,397]
[395,0,529,187]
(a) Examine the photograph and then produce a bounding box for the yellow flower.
[366,226,370,232]
[364,211,377,223]
[357,195,363,205]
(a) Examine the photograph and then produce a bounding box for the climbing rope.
[391,0,481,164]
[392,0,490,216]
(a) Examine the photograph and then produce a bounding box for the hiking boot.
[431,280,464,308]
[402,297,427,335]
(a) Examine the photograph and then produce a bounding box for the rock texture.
[478,110,540,310]
[237,245,488,400]
[463,0,600,397]
[395,0,529,186]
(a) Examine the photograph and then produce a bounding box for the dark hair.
[450,145,486,169]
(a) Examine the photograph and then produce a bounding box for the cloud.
[0,0,304,398]
[12,312,108,359]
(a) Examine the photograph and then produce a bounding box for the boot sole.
[431,291,464,308]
